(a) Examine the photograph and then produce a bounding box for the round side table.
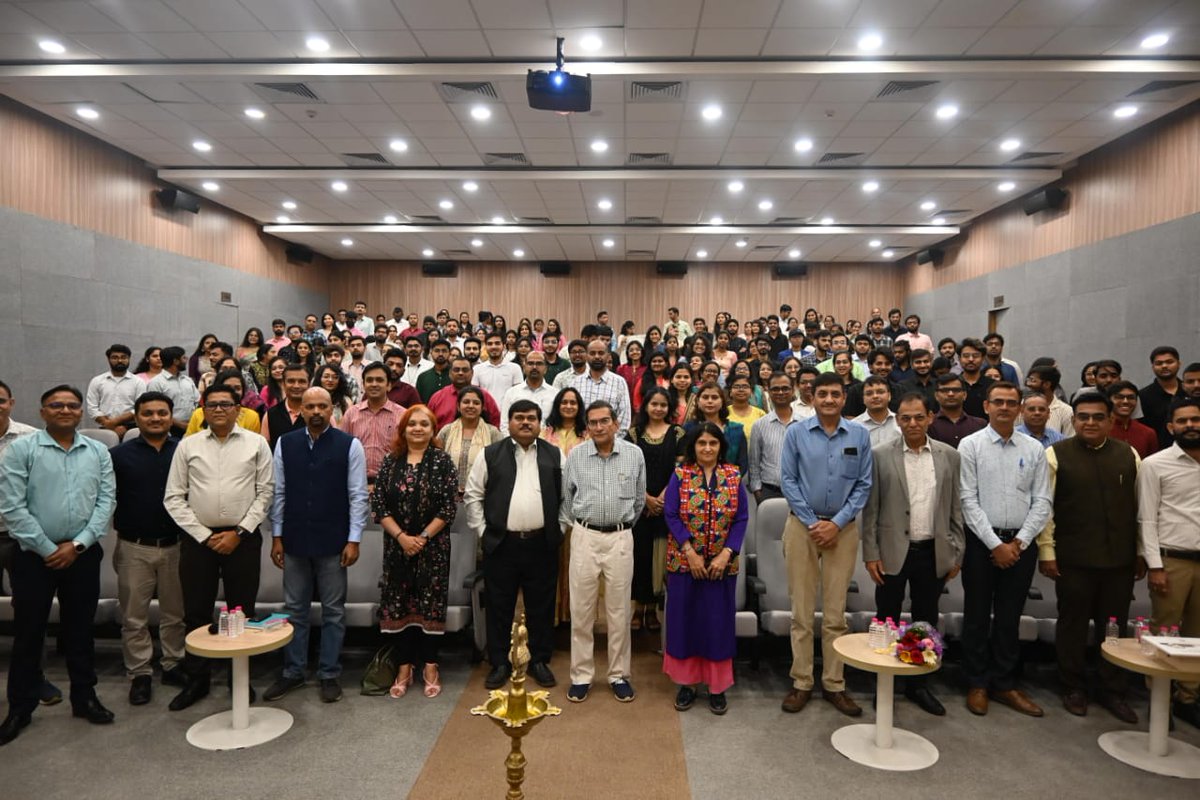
[830,632,940,771]
[183,623,294,751]
[1099,639,1200,779]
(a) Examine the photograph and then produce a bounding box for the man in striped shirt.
[748,371,799,501]
[339,362,404,483]
[571,339,631,431]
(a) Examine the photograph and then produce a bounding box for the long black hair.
[545,386,586,436]
[632,386,674,429]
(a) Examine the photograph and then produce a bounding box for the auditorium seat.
[754,499,792,637]
[123,428,140,441]
[79,428,120,448]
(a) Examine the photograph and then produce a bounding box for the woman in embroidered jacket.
[663,422,749,715]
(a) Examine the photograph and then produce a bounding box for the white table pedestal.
[1097,673,1200,779]
[830,673,939,771]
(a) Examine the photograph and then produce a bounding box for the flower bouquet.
[890,621,944,667]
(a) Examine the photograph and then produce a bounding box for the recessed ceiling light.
[857,32,883,51]
[920,200,936,211]
[513,248,525,258]
[470,238,483,247]
[470,105,492,121]
[997,181,1016,192]
[422,248,434,257]
[383,215,398,224]
[462,181,478,192]
[820,216,834,226]
[701,104,722,121]
[306,36,330,52]
[757,199,773,211]
[1000,138,1021,152]
[38,39,66,54]
[727,180,744,193]
[580,34,603,51]
[201,181,219,192]
[735,239,748,248]
[1113,104,1138,119]
[882,249,895,258]
[75,106,99,120]
[438,199,454,210]
[869,239,882,248]
[331,180,348,192]
[281,200,297,210]
[389,138,408,152]
[276,215,290,223]
[788,248,801,259]
[709,215,724,225]
[601,238,615,248]
[932,216,946,225]
[590,140,609,153]
[192,140,212,152]
[1140,33,1170,49]
[597,198,613,210]
[793,137,814,153]
[492,215,506,224]
[862,180,879,193]
[935,104,958,120]
[244,107,265,120]
[341,238,354,247]
[695,249,708,258]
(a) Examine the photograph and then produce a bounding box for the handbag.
[360,644,399,696]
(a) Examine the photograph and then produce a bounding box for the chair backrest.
[742,492,758,561]
[754,498,791,613]
[349,523,385,604]
[79,428,120,448]
[123,428,141,441]
[446,503,476,607]
[735,559,746,610]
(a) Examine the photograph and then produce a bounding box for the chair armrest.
[748,576,766,595]
[1027,586,1043,601]
[464,569,484,590]
[847,580,859,594]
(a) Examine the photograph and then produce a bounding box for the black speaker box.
[656,261,688,275]
[285,244,315,264]
[915,248,944,266]
[773,262,808,277]
[421,261,457,276]
[155,188,200,214]
[539,261,571,275]
[1022,187,1068,215]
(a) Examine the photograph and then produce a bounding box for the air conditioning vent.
[625,249,656,258]
[340,152,390,166]
[628,81,686,102]
[817,151,866,165]
[627,152,672,165]
[408,214,445,223]
[253,82,321,102]
[482,152,529,166]
[625,216,662,225]
[443,249,472,256]
[1008,151,1063,163]
[438,81,499,102]
[875,80,939,100]
[517,216,553,224]
[752,245,780,252]
[1127,80,1200,98]
[933,208,971,216]
[771,217,803,225]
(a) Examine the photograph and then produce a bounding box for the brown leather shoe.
[1099,694,1138,725]
[967,687,989,716]
[781,688,812,713]
[990,688,1044,717]
[822,690,863,717]
[1062,690,1088,716]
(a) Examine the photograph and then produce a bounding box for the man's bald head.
[301,386,333,430]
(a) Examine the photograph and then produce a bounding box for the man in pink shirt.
[339,362,404,482]
[894,314,934,355]
[266,318,292,352]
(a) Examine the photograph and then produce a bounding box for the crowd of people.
[0,299,1198,744]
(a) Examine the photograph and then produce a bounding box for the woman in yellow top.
[183,369,261,436]
[725,373,766,440]
[540,386,589,624]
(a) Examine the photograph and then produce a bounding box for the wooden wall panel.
[906,101,1200,296]
[0,97,328,294]
[329,260,906,337]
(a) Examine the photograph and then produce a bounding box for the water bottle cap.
[1109,616,1117,622]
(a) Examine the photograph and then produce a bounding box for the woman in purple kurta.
[663,422,749,715]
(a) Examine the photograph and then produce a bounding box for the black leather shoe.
[129,676,152,706]
[906,685,946,716]
[168,681,210,712]
[72,697,115,725]
[161,667,188,688]
[528,662,556,688]
[485,664,512,690]
[263,675,306,702]
[708,692,728,715]
[319,678,343,703]
[39,680,62,706]
[0,712,31,746]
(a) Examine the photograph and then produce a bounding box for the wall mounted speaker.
[154,188,200,214]
[915,248,944,266]
[1022,187,1068,216]
[773,262,808,277]
[656,261,688,275]
[539,261,571,275]
[285,244,315,264]
[421,260,457,276]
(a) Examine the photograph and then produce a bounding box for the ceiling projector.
[527,37,591,113]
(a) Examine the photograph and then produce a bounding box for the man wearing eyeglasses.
[749,372,800,502]
[0,385,116,745]
[928,374,986,450]
[163,383,275,712]
[958,382,1052,718]
[1105,381,1159,459]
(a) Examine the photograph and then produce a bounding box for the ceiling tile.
[775,0,857,28]
[412,29,491,57]
[693,28,768,56]
[997,0,1096,28]
[472,0,553,29]
[90,0,195,32]
[627,0,703,28]
[624,28,695,56]
[70,32,166,57]
[928,0,1020,27]
[548,0,623,28]
[341,29,425,56]
[314,0,409,29]
[397,0,480,30]
[760,27,841,56]
[966,26,1057,54]
[849,0,941,29]
[134,32,231,57]
[163,0,266,31]
[700,0,782,28]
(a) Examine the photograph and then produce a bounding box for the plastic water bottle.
[869,618,882,648]
[218,606,230,637]
[1169,625,1181,638]
[1134,617,1146,642]
[233,606,245,636]
[1105,617,1120,645]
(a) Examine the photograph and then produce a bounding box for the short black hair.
[936,373,964,389]
[105,343,132,358]
[1150,345,1180,362]
[1029,364,1062,388]
[585,400,616,422]
[361,361,391,381]
[1105,380,1139,397]
[985,380,1021,401]
[507,398,543,421]
[160,345,186,365]
[863,375,891,390]
[41,384,83,405]
[896,391,934,413]
[202,383,238,405]
[1169,396,1200,421]
[135,390,174,413]
[959,337,985,355]
[983,332,1005,345]
[811,372,844,392]
[0,380,10,399]
[868,348,894,365]
[1182,361,1200,375]
[1072,390,1113,413]
[911,348,931,361]
[1093,359,1122,374]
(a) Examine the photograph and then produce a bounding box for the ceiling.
[1,0,1199,263]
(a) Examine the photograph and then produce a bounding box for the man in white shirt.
[442,319,466,353]
[147,346,199,437]
[473,332,524,398]
[86,343,144,439]
[399,337,432,387]
[500,351,556,434]
[664,306,693,341]
[386,307,409,334]
[854,376,901,447]
[791,367,818,420]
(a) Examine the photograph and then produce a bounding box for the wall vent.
[627,152,672,165]
[340,152,390,166]
[517,216,553,224]
[482,152,529,166]
[1127,80,1199,98]
[817,151,866,165]
[252,82,320,102]
[628,81,686,102]
[625,216,662,225]
[625,249,656,258]
[408,214,445,223]
[1008,151,1062,163]
[438,81,499,102]
[875,80,939,100]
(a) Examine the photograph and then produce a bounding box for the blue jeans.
[282,553,347,680]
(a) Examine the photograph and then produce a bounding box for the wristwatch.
[419,530,431,540]
[72,541,86,554]
[1017,539,1029,551]
[236,526,254,538]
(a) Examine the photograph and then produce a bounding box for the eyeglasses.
[44,401,82,411]
[987,399,1021,407]
[1074,412,1110,422]
[1112,394,1138,402]
[586,418,613,427]
[204,401,238,410]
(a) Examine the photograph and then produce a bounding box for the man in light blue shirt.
[1016,391,1066,448]
[779,373,873,718]
[264,387,368,704]
[958,381,1052,718]
[0,384,116,745]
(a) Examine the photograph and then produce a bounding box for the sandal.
[645,608,661,632]
[423,664,442,698]
[389,665,413,698]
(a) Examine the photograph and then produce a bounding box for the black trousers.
[875,544,945,689]
[1055,562,1134,695]
[961,534,1037,690]
[392,626,440,667]
[179,532,261,682]
[483,533,558,667]
[7,545,101,714]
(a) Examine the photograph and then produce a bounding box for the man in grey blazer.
[863,392,965,715]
